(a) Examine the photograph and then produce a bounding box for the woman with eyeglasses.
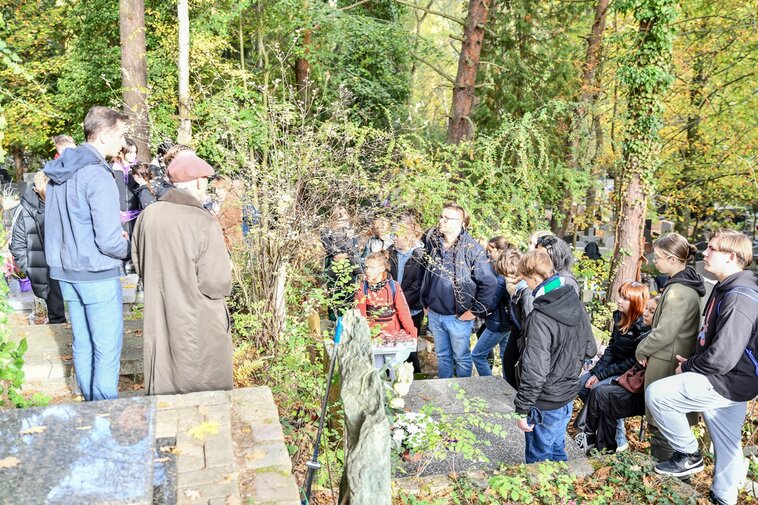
[577,296,659,454]
[534,234,580,295]
[575,280,650,451]
[635,232,705,461]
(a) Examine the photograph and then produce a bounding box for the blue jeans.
[524,403,572,463]
[579,371,627,447]
[427,310,474,378]
[59,278,123,401]
[472,328,510,377]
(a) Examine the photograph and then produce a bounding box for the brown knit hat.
[166,151,215,183]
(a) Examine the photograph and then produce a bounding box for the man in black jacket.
[646,229,758,505]
[514,250,596,463]
[420,202,497,378]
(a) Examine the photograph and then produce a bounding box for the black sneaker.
[708,490,728,505]
[653,450,704,478]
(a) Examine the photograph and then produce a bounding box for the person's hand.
[638,358,647,367]
[674,354,687,374]
[516,417,534,432]
[458,310,475,321]
[585,375,598,389]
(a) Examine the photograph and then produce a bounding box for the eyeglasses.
[439,215,461,222]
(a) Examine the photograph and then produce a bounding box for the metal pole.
[302,316,343,504]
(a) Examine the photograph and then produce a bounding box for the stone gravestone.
[337,310,392,505]
[396,376,587,477]
[0,397,157,504]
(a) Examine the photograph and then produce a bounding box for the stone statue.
[337,309,392,505]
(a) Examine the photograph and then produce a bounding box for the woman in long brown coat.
[132,151,233,395]
[636,233,705,461]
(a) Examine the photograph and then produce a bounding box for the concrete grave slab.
[397,377,586,477]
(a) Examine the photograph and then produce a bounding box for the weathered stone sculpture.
[337,309,391,505]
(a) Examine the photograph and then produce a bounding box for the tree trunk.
[12,147,24,181]
[119,0,150,161]
[555,0,610,237]
[177,0,192,145]
[295,29,312,104]
[607,4,676,299]
[447,0,491,144]
[675,53,706,239]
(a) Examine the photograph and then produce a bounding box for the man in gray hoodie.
[44,106,131,401]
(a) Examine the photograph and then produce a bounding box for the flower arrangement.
[2,255,26,280]
[390,412,439,454]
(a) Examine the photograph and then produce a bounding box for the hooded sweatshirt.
[682,270,758,401]
[664,266,707,298]
[514,275,597,414]
[44,143,130,281]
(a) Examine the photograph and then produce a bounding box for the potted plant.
[2,255,29,293]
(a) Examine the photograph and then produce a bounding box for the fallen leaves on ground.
[593,466,611,480]
[183,489,201,500]
[132,383,144,391]
[0,457,20,468]
[59,354,73,361]
[188,421,220,440]
[19,426,46,435]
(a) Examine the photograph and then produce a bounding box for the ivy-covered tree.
[607,0,678,299]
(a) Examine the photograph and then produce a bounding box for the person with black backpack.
[646,229,758,505]
[471,247,514,377]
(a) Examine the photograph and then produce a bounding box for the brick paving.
[155,388,300,505]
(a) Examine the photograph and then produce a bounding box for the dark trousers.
[405,311,423,374]
[585,383,644,452]
[502,327,521,390]
[46,278,66,324]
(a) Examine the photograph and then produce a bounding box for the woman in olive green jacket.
[636,233,705,461]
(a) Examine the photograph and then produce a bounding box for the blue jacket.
[420,229,498,318]
[44,144,130,281]
[484,273,512,332]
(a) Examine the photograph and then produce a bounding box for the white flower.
[389,397,405,410]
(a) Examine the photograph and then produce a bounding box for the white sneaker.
[616,442,629,453]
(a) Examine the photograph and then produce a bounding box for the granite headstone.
[0,396,157,504]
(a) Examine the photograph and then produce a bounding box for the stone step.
[7,320,144,384]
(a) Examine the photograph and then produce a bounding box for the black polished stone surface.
[0,396,156,504]
[152,438,177,505]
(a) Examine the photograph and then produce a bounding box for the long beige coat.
[636,281,702,426]
[132,188,233,395]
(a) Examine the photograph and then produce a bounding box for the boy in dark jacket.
[9,171,66,323]
[514,250,597,463]
[646,229,758,505]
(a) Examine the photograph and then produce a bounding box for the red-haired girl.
[576,281,650,450]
